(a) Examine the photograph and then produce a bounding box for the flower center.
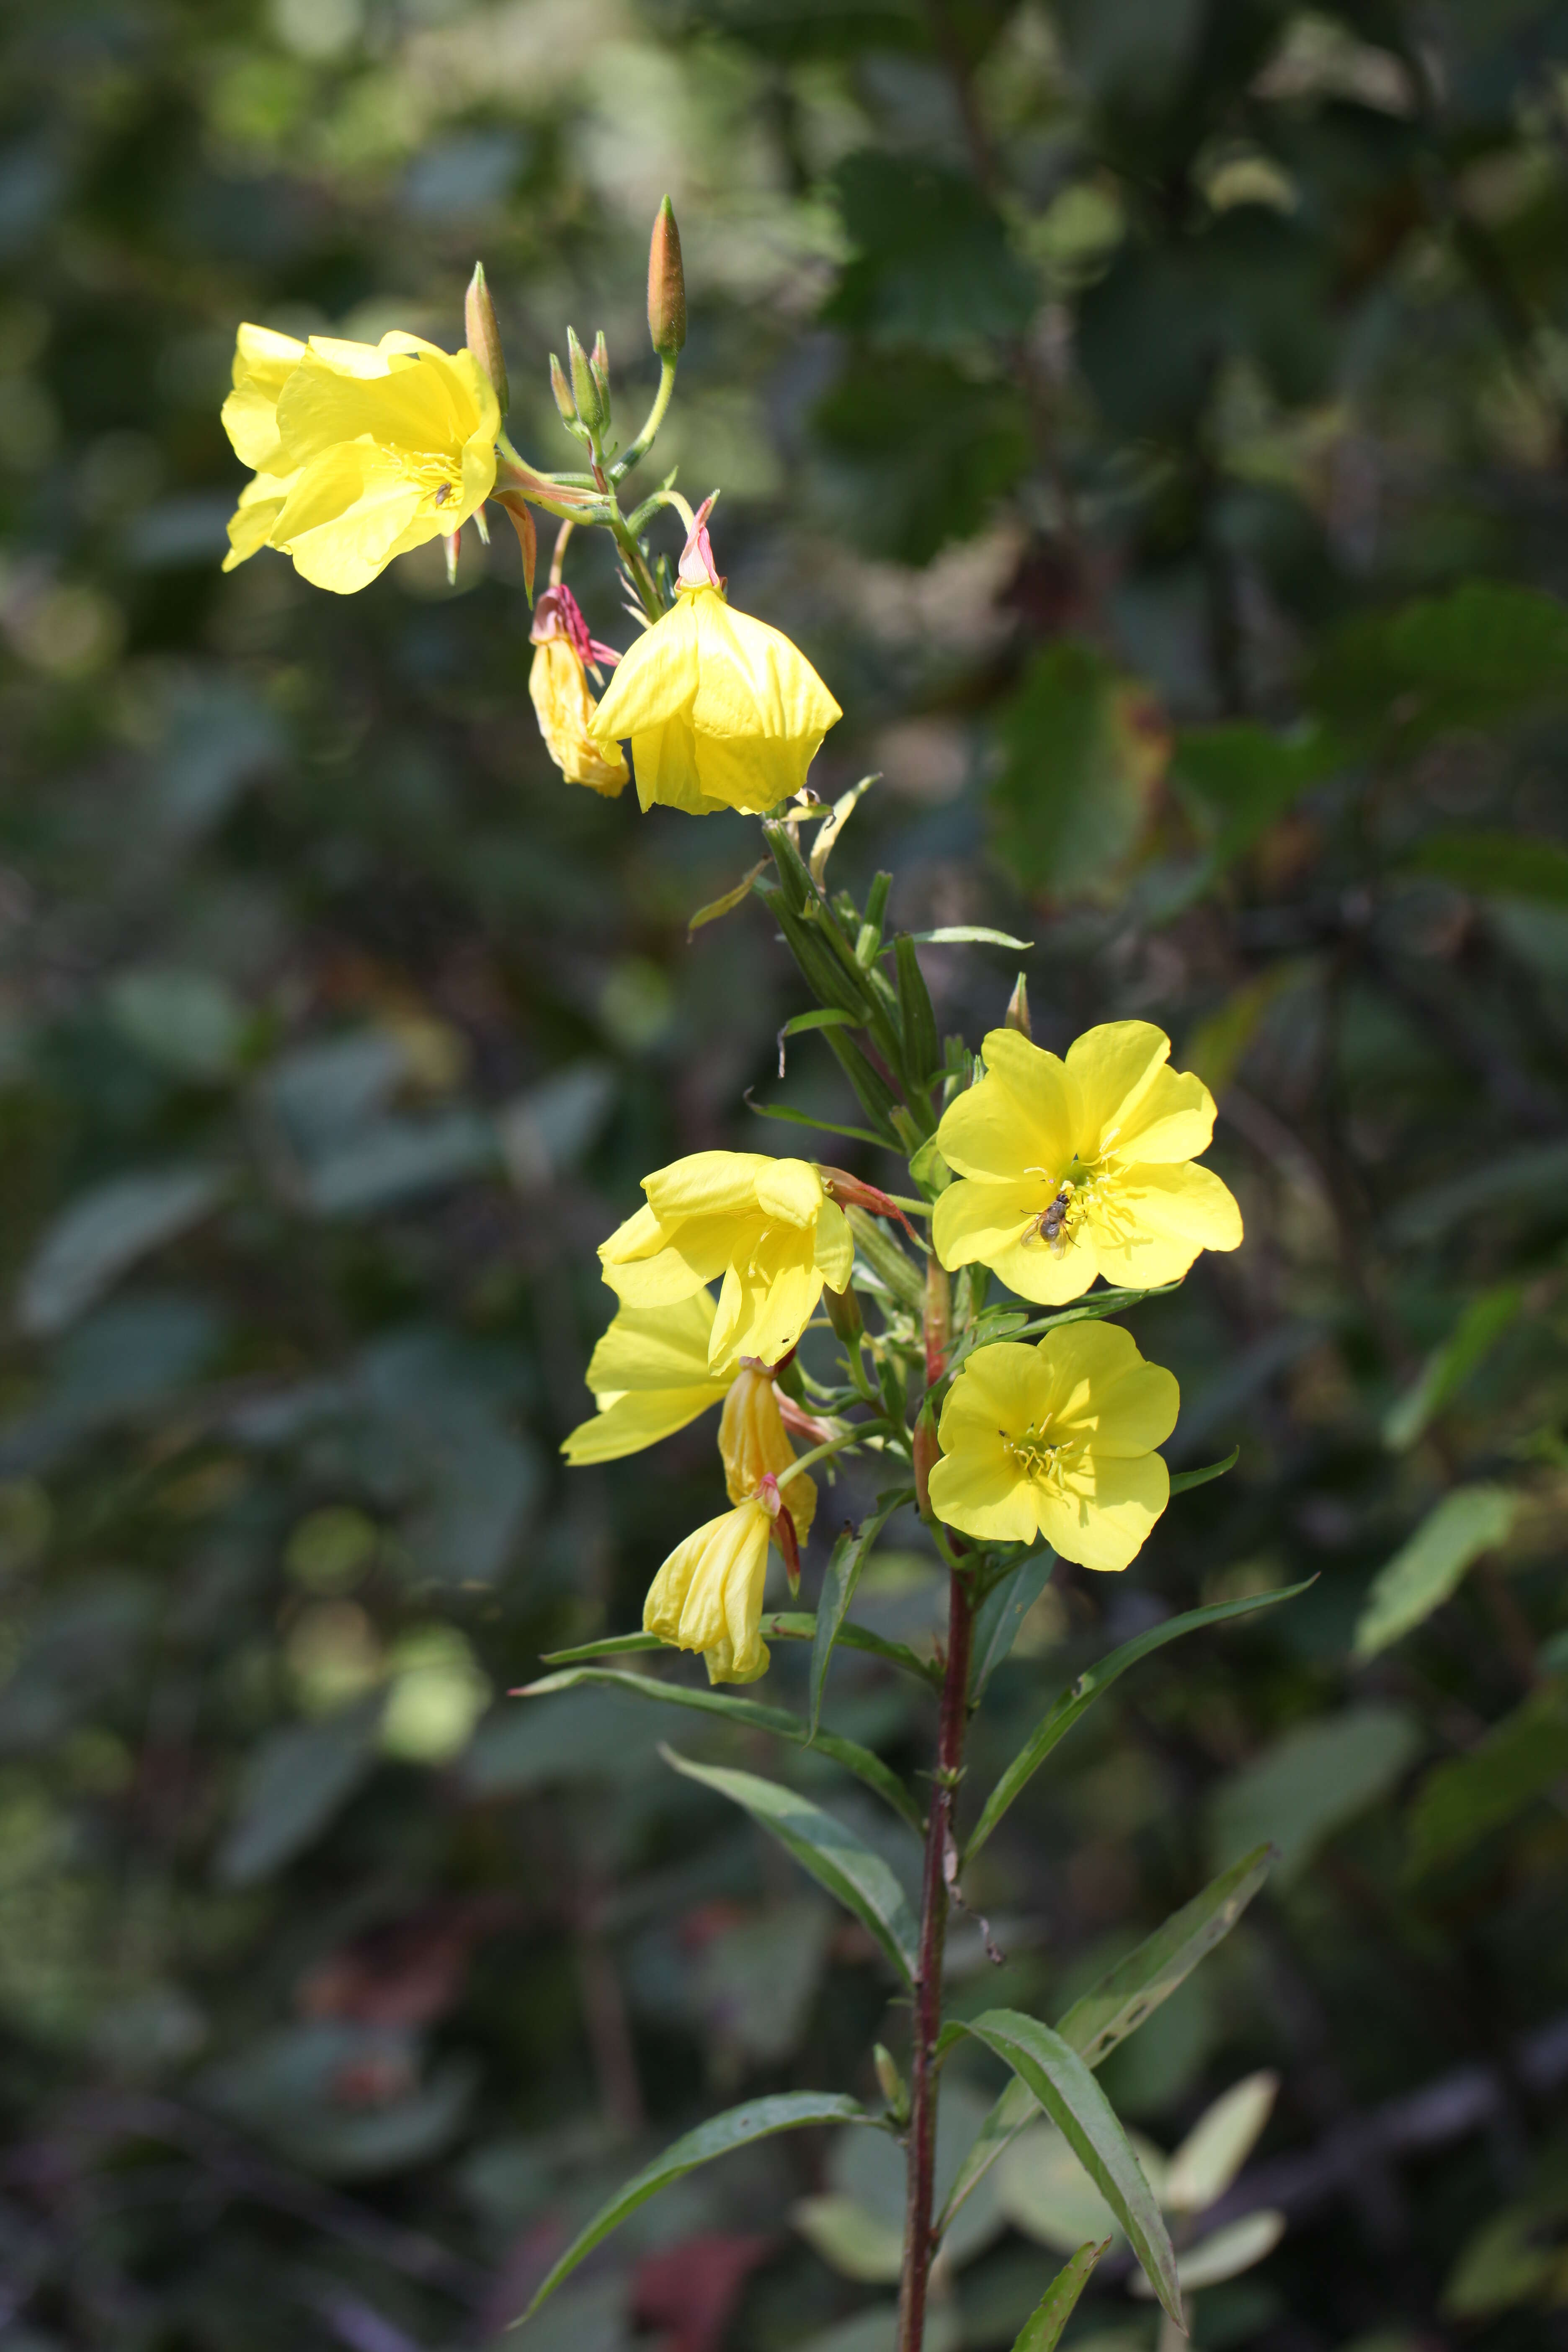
[408,453,463,513]
[1004,1418,1061,1483]
[1021,1163,1093,1256]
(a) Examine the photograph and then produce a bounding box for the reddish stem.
[896,1568,974,2352]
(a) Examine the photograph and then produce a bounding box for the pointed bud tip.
[464,259,509,416]
[648,195,687,359]
[1004,972,1032,1039]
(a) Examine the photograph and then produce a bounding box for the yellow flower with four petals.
[220,325,499,594]
[928,1321,1179,1571]
[598,1151,852,1372]
[932,1020,1241,1305]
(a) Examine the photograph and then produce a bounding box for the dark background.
[1,1,1567,2346]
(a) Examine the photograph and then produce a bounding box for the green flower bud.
[590,329,611,426]
[1004,971,1031,1039]
[647,195,687,359]
[567,326,603,435]
[464,260,509,417]
[549,351,577,426]
[824,1280,863,1346]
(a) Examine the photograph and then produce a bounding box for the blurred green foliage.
[3,0,1568,2347]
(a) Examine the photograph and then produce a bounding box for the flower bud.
[824,1280,863,1347]
[1004,972,1032,1039]
[590,329,611,426]
[815,1166,921,1246]
[567,326,603,436]
[464,260,509,417]
[923,1256,951,1387]
[758,1471,802,1596]
[647,195,687,360]
[874,2043,910,2125]
[913,1398,939,1522]
[549,351,577,427]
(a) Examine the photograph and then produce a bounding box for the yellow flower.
[928,1321,1179,1571]
[719,1364,817,1542]
[599,1151,853,1369]
[932,1021,1242,1306]
[590,501,840,815]
[643,1495,776,1683]
[529,585,629,796]
[219,325,499,594]
[561,1291,732,1465]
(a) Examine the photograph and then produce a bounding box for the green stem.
[776,1423,888,1487]
[611,353,678,483]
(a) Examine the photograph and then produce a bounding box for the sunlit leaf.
[1353,1485,1519,1660]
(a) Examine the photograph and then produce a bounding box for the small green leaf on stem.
[1009,2241,1109,2352]
[1168,1447,1239,1496]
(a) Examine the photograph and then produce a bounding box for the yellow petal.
[754,1158,824,1228]
[719,1368,818,1541]
[688,591,841,744]
[271,444,423,593]
[1104,1060,1216,1164]
[1065,1022,1171,1159]
[644,1151,774,1224]
[1035,1321,1180,1456]
[1038,1452,1169,1572]
[939,1340,1049,1442]
[1086,1163,1242,1289]
[628,718,733,813]
[644,1499,773,1682]
[593,599,701,741]
[561,1382,727,1463]
[936,1030,1078,1183]
[933,1177,1096,1307]
[585,1291,720,1393]
[689,733,805,815]
[222,472,295,570]
[222,324,307,469]
[530,641,630,794]
[815,1197,854,1293]
[928,1436,1040,1543]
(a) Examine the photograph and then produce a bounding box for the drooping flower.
[599,1151,853,1369]
[644,1488,796,1683]
[529,585,629,796]
[219,325,499,594]
[719,1363,817,1541]
[928,1321,1179,1571]
[932,1021,1242,1306]
[590,498,841,815]
[560,1291,732,1465]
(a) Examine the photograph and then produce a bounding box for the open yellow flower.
[932,1021,1241,1306]
[529,585,629,796]
[599,1151,853,1369]
[929,1321,1179,1570]
[220,325,499,594]
[643,1494,778,1683]
[590,500,840,815]
[561,1291,732,1465]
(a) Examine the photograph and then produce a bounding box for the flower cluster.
[214,219,1245,1694]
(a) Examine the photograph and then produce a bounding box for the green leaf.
[813,350,1030,567]
[941,1846,1272,2228]
[908,1133,953,1196]
[810,1499,905,1733]
[970,1550,1055,1701]
[778,1008,861,1077]
[1209,1704,1422,1885]
[762,1610,939,1689]
[1353,1485,1520,1660]
[214,1693,384,1887]
[662,1748,921,1981]
[892,934,939,1083]
[955,2011,1182,2325]
[1311,582,1568,748]
[846,1204,927,1312]
[1389,1136,1568,1244]
[965,1584,1310,1862]
[1009,2241,1108,2352]
[520,1668,923,1834]
[823,1025,906,1141]
[1412,828,1568,905]
[825,152,1037,350]
[511,2091,879,2327]
[902,926,1037,951]
[1408,1691,1568,1875]
[18,1163,227,1338]
[1383,1287,1524,1451]
[745,1093,892,1153]
[687,859,768,937]
[539,1632,667,1665]
[1168,1447,1239,1496]
[989,643,1169,898]
[1170,722,1340,875]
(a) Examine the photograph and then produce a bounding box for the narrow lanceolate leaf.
[538,1632,666,1666]
[958,2012,1182,2327]
[1011,2241,1109,2352]
[810,1498,904,1733]
[521,1668,923,1834]
[893,932,940,1085]
[1168,1447,1239,1497]
[661,1748,920,1983]
[965,1583,1311,1862]
[686,859,767,938]
[511,2092,876,2328]
[939,1846,1273,2231]
[761,1611,940,1689]
[970,1549,1056,1702]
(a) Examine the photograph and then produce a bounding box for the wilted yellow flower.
[220,325,499,594]
[643,1494,777,1683]
[929,1321,1178,1571]
[719,1364,817,1541]
[529,585,629,796]
[932,1021,1241,1306]
[600,1151,853,1369]
[561,1291,732,1465]
[590,500,840,815]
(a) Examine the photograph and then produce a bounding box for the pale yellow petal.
[585,1290,720,1393]
[643,1515,722,1643]
[939,1341,1050,1444]
[593,601,701,741]
[814,1197,854,1293]
[690,733,805,813]
[1107,1061,1216,1165]
[754,1158,823,1228]
[1086,1163,1243,1288]
[222,473,293,569]
[643,1151,772,1224]
[1040,1452,1170,1572]
[933,1176,1096,1305]
[1036,1322,1180,1456]
[629,719,732,813]
[530,641,629,794]
[688,591,841,744]
[561,1382,726,1464]
[928,1438,1040,1544]
[1065,1022,1171,1159]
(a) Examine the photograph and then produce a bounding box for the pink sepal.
[529,583,621,668]
[676,492,724,591]
[757,1472,802,1595]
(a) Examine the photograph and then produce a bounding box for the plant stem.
[897,1565,974,2352]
